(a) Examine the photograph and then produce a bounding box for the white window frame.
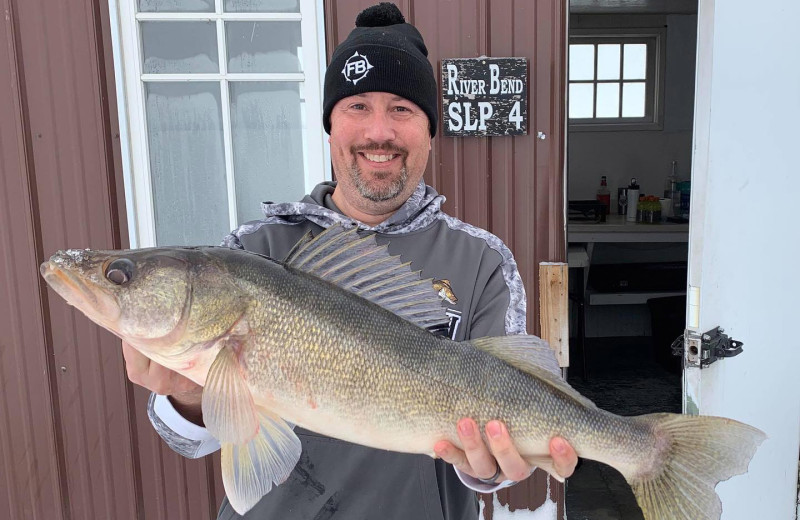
[568,27,666,132]
[109,0,329,248]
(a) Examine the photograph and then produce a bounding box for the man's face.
[329,92,431,212]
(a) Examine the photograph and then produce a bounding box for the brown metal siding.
[1,0,224,518]
[325,1,567,518]
[0,2,64,517]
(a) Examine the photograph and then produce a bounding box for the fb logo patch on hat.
[342,51,374,85]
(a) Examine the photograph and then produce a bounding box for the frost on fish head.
[40,247,248,369]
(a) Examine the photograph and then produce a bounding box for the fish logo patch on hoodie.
[432,279,458,304]
[433,279,461,339]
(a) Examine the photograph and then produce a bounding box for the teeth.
[364,153,394,163]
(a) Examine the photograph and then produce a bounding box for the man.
[124,3,577,519]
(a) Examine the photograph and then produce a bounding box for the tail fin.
[625,413,765,520]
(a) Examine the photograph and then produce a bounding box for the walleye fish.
[40,225,765,518]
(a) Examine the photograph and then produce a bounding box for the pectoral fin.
[202,336,302,514]
[221,409,302,514]
[202,340,259,444]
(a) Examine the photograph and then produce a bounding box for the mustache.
[351,143,407,156]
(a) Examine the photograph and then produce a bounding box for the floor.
[564,337,682,520]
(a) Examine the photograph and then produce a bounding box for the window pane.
[225,0,300,12]
[569,44,595,81]
[141,22,219,74]
[596,83,620,117]
[145,82,229,246]
[230,82,306,223]
[569,83,594,118]
[138,0,214,12]
[597,44,620,80]
[623,44,647,80]
[226,22,303,73]
[622,82,646,117]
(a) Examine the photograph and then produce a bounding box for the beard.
[347,144,409,202]
[351,164,409,202]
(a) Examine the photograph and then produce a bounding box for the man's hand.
[122,341,204,424]
[433,418,578,484]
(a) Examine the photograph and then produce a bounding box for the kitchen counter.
[568,214,689,243]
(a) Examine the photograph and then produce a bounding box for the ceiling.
[570,0,698,14]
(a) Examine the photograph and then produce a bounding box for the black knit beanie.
[323,2,438,137]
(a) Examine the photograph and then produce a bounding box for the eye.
[105,258,135,285]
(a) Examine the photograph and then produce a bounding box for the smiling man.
[329,92,430,224]
[127,3,577,519]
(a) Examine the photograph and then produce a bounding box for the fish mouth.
[40,259,120,326]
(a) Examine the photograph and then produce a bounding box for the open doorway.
[565,1,698,518]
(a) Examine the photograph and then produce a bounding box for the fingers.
[121,341,200,396]
[121,341,151,386]
[484,421,532,482]
[435,419,533,484]
[458,418,503,480]
[549,437,578,478]
[433,440,472,476]
[436,423,577,483]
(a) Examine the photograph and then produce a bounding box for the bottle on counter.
[596,175,611,217]
[664,161,679,217]
[625,177,640,222]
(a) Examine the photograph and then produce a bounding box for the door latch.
[671,327,744,368]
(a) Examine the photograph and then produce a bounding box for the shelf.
[587,290,686,306]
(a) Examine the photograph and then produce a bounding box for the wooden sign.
[441,57,528,137]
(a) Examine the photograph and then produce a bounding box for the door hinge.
[671,326,744,368]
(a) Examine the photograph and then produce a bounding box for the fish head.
[40,248,194,341]
[40,247,248,364]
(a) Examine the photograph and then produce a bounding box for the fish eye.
[105,258,135,285]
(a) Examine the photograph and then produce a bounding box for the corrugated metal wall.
[0,0,223,518]
[324,1,567,518]
[1,0,565,518]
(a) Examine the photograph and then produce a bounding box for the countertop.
[568,214,690,243]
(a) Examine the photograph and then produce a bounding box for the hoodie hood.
[257,181,446,235]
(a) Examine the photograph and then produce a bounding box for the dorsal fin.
[470,335,598,410]
[284,224,449,330]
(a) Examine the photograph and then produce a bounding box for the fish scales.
[225,249,655,467]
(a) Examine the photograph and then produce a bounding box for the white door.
[684,0,800,518]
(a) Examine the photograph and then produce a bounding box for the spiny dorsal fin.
[283,224,449,330]
[470,335,598,410]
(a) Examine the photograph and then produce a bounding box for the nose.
[363,110,396,143]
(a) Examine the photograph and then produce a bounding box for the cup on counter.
[659,198,672,220]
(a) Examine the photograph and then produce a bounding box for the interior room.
[564,1,698,518]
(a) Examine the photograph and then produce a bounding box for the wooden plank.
[539,262,569,367]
